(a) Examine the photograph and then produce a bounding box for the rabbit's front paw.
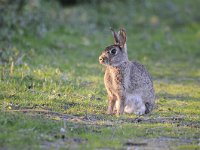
[116,111,124,117]
[107,111,114,115]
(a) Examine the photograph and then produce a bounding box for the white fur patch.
[124,94,146,115]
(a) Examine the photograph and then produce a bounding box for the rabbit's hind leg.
[125,94,146,115]
[124,96,134,114]
[133,95,146,115]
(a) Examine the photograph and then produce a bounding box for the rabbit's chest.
[105,67,128,92]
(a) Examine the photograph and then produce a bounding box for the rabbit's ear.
[118,28,127,48]
[110,28,120,45]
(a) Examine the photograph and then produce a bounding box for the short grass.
[0,0,200,149]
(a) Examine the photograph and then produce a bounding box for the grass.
[0,0,200,149]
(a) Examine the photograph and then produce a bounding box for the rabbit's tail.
[145,102,154,114]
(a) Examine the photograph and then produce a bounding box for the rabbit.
[99,28,155,116]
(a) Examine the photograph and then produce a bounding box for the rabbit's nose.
[99,55,109,65]
[99,56,104,61]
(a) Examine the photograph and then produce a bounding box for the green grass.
[0,0,200,149]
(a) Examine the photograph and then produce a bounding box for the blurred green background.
[0,0,200,76]
[0,0,200,149]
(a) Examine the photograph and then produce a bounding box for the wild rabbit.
[99,28,155,116]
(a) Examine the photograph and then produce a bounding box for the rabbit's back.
[128,61,155,105]
[129,61,153,88]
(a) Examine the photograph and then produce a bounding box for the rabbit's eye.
[110,49,117,55]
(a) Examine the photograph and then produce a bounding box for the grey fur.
[99,28,155,116]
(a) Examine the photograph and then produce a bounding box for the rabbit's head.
[99,28,128,67]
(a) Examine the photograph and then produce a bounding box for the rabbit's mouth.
[99,56,110,65]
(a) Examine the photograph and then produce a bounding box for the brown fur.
[99,28,155,116]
